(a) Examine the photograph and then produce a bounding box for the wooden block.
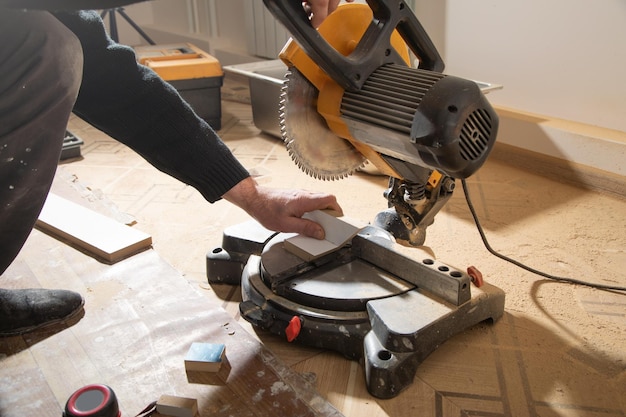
[284,210,365,261]
[184,342,225,373]
[156,395,198,417]
[35,193,152,264]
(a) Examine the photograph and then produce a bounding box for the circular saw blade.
[279,68,366,180]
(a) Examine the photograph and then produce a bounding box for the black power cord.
[461,179,626,292]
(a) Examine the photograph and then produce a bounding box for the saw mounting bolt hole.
[212,247,223,254]
[378,350,392,361]
[448,105,458,113]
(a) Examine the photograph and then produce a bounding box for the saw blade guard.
[280,68,367,180]
[276,2,419,180]
[263,0,444,91]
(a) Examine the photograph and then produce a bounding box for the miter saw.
[207,0,505,398]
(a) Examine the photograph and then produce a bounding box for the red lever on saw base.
[467,266,484,287]
[285,316,302,342]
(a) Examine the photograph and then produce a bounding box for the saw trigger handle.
[263,0,444,91]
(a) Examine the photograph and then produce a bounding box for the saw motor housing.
[266,0,499,246]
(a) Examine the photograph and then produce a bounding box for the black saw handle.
[263,0,444,91]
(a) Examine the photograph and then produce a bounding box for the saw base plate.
[206,220,505,399]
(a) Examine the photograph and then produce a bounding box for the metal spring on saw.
[404,182,426,202]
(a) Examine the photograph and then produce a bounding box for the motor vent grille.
[459,108,493,161]
[341,64,445,134]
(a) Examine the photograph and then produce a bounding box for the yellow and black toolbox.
[134,43,224,130]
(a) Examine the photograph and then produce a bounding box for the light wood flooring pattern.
[1,75,625,416]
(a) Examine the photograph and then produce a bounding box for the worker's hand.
[303,0,354,28]
[223,177,343,240]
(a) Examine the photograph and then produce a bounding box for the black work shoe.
[0,288,84,337]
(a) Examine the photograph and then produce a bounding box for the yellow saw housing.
[279,4,410,179]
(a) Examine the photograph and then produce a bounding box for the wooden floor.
[1,76,625,416]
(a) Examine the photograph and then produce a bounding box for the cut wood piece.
[284,210,365,261]
[184,342,226,373]
[156,395,198,417]
[35,193,152,264]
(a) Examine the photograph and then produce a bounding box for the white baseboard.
[492,107,626,197]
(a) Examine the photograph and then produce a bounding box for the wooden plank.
[156,395,198,417]
[35,193,152,264]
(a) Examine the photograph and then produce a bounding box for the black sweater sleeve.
[53,10,250,203]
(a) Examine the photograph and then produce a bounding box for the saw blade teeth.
[280,67,366,181]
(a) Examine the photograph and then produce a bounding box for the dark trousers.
[0,9,83,274]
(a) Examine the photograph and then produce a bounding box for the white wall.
[413,0,626,133]
[411,0,625,179]
[129,0,252,60]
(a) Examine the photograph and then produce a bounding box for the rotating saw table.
[207,220,505,399]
